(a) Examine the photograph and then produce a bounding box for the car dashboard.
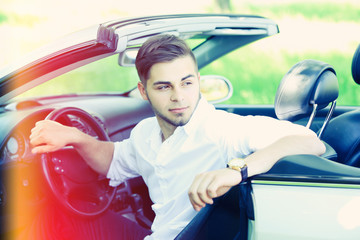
[0,95,154,231]
[0,95,154,163]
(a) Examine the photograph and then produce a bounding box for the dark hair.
[135,34,197,85]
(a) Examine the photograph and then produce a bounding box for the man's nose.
[170,87,184,102]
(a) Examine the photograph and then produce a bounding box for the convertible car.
[1,14,360,239]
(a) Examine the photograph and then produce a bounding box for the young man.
[30,34,325,239]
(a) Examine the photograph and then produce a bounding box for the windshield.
[16,54,140,99]
[15,39,207,100]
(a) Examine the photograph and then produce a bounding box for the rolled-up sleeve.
[220,113,316,160]
[246,116,316,151]
[106,139,140,187]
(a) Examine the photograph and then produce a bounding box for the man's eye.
[157,85,170,90]
[183,81,192,86]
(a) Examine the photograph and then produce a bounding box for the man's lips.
[169,107,189,114]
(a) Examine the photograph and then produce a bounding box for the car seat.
[274,59,339,160]
[320,44,360,167]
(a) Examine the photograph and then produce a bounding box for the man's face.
[138,55,200,131]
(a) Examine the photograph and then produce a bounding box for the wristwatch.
[228,158,248,183]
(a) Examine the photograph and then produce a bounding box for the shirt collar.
[182,96,214,136]
[146,117,162,150]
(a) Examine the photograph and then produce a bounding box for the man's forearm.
[246,134,325,177]
[30,120,114,176]
[71,128,114,176]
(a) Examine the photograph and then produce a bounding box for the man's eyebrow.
[152,75,196,86]
[153,81,171,86]
[181,74,196,81]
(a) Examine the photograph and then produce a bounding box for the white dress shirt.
[107,97,315,239]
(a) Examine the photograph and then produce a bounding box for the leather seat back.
[321,110,360,166]
[274,59,339,160]
[275,59,338,122]
[321,44,360,167]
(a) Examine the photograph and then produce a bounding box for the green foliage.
[235,1,360,22]
[0,11,42,27]
[200,47,357,105]
[19,55,139,98]
[13,0,360,106]
[0,12,8,24]
[202,0,360,106]
[22,37,359,106]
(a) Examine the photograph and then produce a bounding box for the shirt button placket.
[157,141,171,200]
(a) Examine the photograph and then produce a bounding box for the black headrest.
[352,44,360,84]
[275,59,338,121]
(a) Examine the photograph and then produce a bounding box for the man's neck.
[160,125,177,142]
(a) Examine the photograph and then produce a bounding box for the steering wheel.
[41,107,116,217]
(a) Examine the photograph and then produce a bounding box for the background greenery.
[3,0,360,106]
[203,1,360,105]
[201,39,356,105]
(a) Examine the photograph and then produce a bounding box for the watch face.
[229,158,246,169]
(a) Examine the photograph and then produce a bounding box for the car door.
[216,105,357,134]
[249,155,360,239]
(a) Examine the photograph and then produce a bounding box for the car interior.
[0,15,359,238]
[321,44,360,167]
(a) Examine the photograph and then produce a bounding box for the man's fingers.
[31,145,56,154]
[29,130,49,148]
[196,177,215,205]
[30,120,70,154]
[189,198,204,212]
[188,172,219,211]
[188,174,207,211]
[30,121,48,144]
[188,168,243,211]
[29,134,42,147]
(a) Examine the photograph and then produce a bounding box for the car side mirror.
[119,48,139,67]
[200,75,233,104]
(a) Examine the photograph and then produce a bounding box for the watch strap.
[240,165,248,183]
[227,158,248,183]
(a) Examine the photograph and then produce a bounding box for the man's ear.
[138,82,148,100]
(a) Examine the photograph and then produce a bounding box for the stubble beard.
[147,92,201,128]
[152,105,188,127]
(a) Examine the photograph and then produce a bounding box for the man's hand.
[30,119,114,176]
[188,168,242,212]
[30,120,79,154]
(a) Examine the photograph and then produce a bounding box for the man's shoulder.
[134,116,157,130]
[130,116,158,138]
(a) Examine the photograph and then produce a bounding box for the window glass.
[18,36,358,106]
[18,54,139,98]
[18,39,206,99]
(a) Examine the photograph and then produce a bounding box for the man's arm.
[188,134,326,212]
[30,120,114,175]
